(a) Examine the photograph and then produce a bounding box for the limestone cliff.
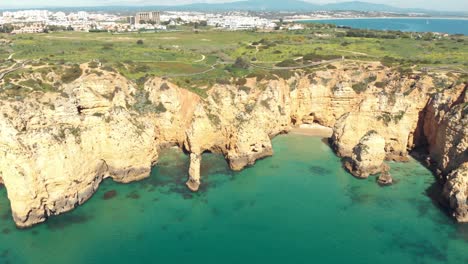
[0,71,159,227]
[443,163,468,222]
[0,62,467,227]
[344,131,386,178]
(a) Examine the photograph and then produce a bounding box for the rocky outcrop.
[0,72,159,227]
[425,87,467,176]
[344,131,386,178]
[443,163,468,222]
[377,164,393,186]
[187,153,201,192]
[0,62,467,226]
[423,86,467,222]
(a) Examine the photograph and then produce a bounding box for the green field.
[0,25,467,96]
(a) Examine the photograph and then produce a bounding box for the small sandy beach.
[290,124,334,138]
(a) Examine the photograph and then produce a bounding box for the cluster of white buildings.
[0,10,127,33]
[160,11,277,30]
[207,14,277,30]
[0,9,281,33]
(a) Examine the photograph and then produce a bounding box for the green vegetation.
[0,26,466,98]
[19,79,55,92]
[352,75,378,94]
[377,111,406,126]
[276,59,299,67]
[352,82,368,94]
[132,90,167,114]
[61,64,82,84]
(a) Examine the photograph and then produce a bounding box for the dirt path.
[194,55,206,63]
[0,60,30,81]
[163,62,219,78]
[337,49,377,58]
[250,58,343,70]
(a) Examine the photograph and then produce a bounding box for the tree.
[0,24,14,33]
[233,57,250,69]
[137,39,144,45]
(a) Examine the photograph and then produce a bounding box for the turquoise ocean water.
[302,18,468,35]
[0,135,467,264]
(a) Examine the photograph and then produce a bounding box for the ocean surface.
[302,18,468,35]
[1,135,468,264]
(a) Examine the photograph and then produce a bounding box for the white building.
[77,11,88,20]
[12,23,45,34]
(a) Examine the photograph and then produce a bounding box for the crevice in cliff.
[450,84,467,109]
[410,104,430,155]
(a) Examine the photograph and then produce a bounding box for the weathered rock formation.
[443,163,468,222]
[0,72,159,227]
[344,131,386,178]
[187,153,202,192]
[0,62,466,226]
[377,164,393,186]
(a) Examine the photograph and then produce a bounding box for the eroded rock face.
[187,153,201,192]
[426,88,467,176]
[0,62,467,226]
[0,72,159,227]
[443,163,468,222]
[344,131,386,178]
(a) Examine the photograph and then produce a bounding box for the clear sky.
[0,0,466,12]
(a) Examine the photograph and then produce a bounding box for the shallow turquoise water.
[1,135,467,264]
[302,18,468,35]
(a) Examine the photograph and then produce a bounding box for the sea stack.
[186,153,202,192]
[377,164,393,186]
[344,131,386,178]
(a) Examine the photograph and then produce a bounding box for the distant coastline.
[294,17,468,35]
[289,17,468,22]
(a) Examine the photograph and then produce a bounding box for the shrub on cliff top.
[239,86,251,93]
[365,130,378,137]
[236,78,247,86]
[352,82,367,94]
[233,57,250,69]
[154,102,167,113]
[160,83,170,90]
[61,64,82,84]
[276,59,298,68]
[216,78,231,85]
[272,69,294,80]
[88,61,99,69]
[374,81,387,88]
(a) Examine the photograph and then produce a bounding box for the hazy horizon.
[0,0,467,12]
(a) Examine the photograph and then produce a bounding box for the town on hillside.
[0,9,432,34]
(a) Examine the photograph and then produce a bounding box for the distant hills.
[164,0,420,13]
[169,0,465,15]
[1,1,467,16]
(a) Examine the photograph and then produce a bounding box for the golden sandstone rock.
[0,62,466,226]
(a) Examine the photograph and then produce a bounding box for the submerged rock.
[377,164,393,186]
[103,190,117,200]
